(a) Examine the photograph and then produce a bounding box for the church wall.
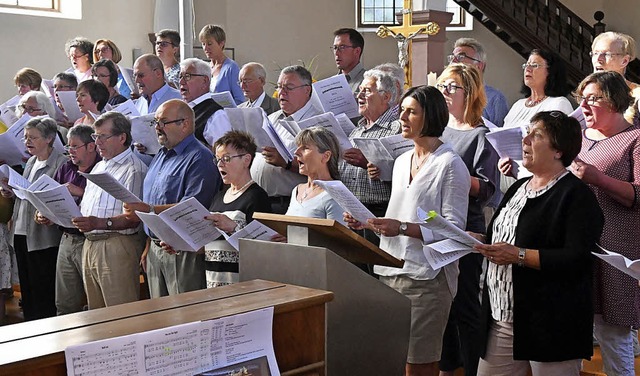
[0,0,154,102]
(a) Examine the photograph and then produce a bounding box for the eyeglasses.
[155,41,175,48]
[21,136,42,142]
[64,143,89,152]
[330,45,356,52]
[356,87,385,97]
[95,46,111,54]
[151,118,185,128]
[18,104,42,113]
[589,51,623,59]
[522,63,547,70]
[179,73,208,82]
[92,74,111,79]
[214,153,248,165]
[91,133,119,142]
[574,95,605,106]
[276,84,310,93]
[53,84,74,90]
[69,53,87,60]
[133,69,158,80]
[447,54,482,64]
[436,83,465,94]
[238,78,256,85]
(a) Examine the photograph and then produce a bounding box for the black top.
[194,98,223,146]
[480,173,604,362]
[209,183,271,222]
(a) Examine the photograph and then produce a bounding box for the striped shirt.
[80,148,148,235]
[339,105,401,205]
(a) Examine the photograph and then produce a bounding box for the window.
[0,0,80,19]
[356,0,472,31]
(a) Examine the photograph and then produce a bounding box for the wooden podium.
[0,280,332,376]
[240,213,412,376]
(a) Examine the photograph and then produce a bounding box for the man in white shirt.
[133,54,181,115]
[250,65,322,213]
[178,58,232,146]
[72,112,148,310]
[237,62,280,115]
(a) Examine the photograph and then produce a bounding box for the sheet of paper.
[312,179,374,224]
[297,113,353,152]
[427,238,477,254]
[569,107,586,129]
[27,184,81,228]
[334,112,356,136]
[111,99,140,117]
[351,137,395,181]
[225,220,279,251]
[0,101,19,126]
[267,120,295,161]
[130,113,161,155]
[592,245,640,280]
[423,246,471,269]
[482,116,498,130]
[56,91,83,122]
[485,125,525,160]
[136,211,195,251]
[118,64,139,95]
[41,79,55,98]
[158,197,221,251]
[0,129,28,166]
[80,171,141,203]
[417,208,482,247]
[211,91,237,108]
[379,134,413,159]
[312,75,359,118]
[224,107,275,150]
[65,307,280,376]
[3,164,31,199]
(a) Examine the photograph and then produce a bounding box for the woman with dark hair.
[202,130,270,287]
[572,71,640,376]
[285,126,345,223]
[74,80,109,126]
[0,117,68,321]
[154,30,181,89]
[65,37,94,83]
[93,38,134,99]
[436,63,499,376]
[473,111,603,376]
[345,86,470,376]
[92,59,127,106]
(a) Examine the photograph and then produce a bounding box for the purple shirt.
[53,154,100,233]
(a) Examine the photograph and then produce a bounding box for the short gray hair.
[280,65,312,86]
[135,54,165,77]
[17,91,56,118]
[363,69,399,106]
[454,37,487,63]
[180,58,211,76]
[24,117,58,147]
[94,111,132,147]
[68,124,95,144]
[373,63,404,100]
[295,126,341,180]
[241,62,267,81]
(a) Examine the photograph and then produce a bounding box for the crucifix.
[376,0,441,87]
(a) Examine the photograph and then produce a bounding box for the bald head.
[154,99,195,149]
[134,54,166,96]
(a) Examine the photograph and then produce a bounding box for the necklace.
[413,153,429,170]
[525,95,547,107]
[525,169,566,196]
[229,180,253,196]
[301,184,320,201]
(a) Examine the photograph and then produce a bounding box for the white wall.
[0,0,154,102]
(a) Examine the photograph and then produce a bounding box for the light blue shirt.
[483,84,509,127]
[135,83,181,115]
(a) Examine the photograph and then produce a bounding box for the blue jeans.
[594,314,635,376]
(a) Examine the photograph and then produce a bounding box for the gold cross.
[376,0,440,87]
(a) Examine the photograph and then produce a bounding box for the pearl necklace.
[228,180,254,196]
[525,95,547,107]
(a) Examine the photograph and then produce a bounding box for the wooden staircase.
[452,0,640,88]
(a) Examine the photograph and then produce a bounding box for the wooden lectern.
[0,280,332,376]
[240,213,412,376]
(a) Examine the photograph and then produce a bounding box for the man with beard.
[124,99,219,298]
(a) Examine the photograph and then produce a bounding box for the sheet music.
[0,115,31,166]
[569,107,586,129]
[592,245,640,280]
[65,307,280,376]
[56,91,83,122]
[1,164,31,199]
[423,246,470,269]
[267,120,296,161]
[130,114,161,155]
[80,171,141,203]
[41,79,55,98]
[211,91,237,108]
[379,134,413,159]
[334,112,356,136]
[485,126,525,160]
[118,65,139,95]
[224,107,276,150]
[312,179,375,224]
[416,208,481,247]
[312,75,359,118]
[0,101,19,126]
[351,137,395,181]
[136,211,195,251]
[225,220,279,251]
[23,184,82,228]
[111,99,140,117]
[297,113,353,153]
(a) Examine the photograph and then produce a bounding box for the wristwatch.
[518,248,526,267]
[106,218,113,229]
[399,222,408,236]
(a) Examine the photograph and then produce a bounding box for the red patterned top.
[579,123,640,327]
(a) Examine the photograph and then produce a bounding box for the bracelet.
[285,160,292,170]
[518,248,526,267]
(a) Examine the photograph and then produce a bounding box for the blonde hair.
[437,63,486,126]
[93,39,123,63]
